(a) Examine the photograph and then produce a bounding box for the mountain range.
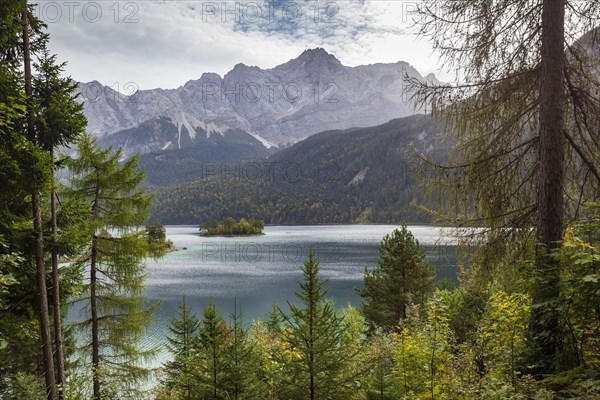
[78,48,437,157]
[76,48,451,224]
[149,114,451,225]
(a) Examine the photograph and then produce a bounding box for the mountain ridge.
[149,114,451,225]
[78,48,436,156]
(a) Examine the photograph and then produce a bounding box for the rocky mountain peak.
[81,48,433,154]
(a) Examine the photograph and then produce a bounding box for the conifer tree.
[223,300,266,399]
[411,0,600,372]
[65,134,160,400]
[357,226,435,332]
[20,4,57,398]
[1,2,83,397]
[164,297,199,400]
[278,251,354,400]
[196,301,228,399]
[33,46,86,398]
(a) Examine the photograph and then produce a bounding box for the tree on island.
[146,221,174,254]
[200,217,264,236]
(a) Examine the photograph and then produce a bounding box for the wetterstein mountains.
[78,48,437,156]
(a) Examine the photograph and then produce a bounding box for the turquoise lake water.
[69,224,462,366]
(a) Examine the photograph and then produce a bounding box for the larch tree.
[410,0,600,373]
[65,134,160,400]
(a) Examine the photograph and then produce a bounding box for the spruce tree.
[196,301,227,399]
[1,2,82,396]
[278,251,354,400]
[33,46,86,398]
[357,226,435,332]
[65,134,160,399]
[164,297,199,400]
[223,300,266,399]
[20,4,56,398]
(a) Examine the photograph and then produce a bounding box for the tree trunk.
[530,0,565,374]
[91,235,101,400]
[91,172,101,399]
[309,293,315,400]
[50,149,66,399]
[22,5,57,400]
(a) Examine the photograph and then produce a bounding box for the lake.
[141,225,460,351]
[69,224,462,366]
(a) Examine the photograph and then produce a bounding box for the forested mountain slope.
[149,114,451,224]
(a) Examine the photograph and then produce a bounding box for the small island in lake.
[199,217,265,236]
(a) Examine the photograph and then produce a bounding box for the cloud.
[39,0,444,89]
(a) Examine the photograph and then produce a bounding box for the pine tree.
[65,134,160,399]
[357,226,435,332]
[164,297,199,400]
[278,251,354,400]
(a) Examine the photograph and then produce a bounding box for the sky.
[36,0,448,90]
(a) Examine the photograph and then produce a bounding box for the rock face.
[79,48,437,154]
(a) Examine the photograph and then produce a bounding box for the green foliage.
[191,302,228,399]
[557,203,600,369]
[248,315,286,399]
[476,291,530,383]
[392,292,454,399]
[150,115,445,225]
[157,299,269,400]
[358,225,435,332]
[65,134,161,399]
[32,47,86,152]
[193,300,270,400]
[163,297,200,400]
[200,217,264,236]
[145,221,173,255]
[152,222,600,399]
[364,331,402,400]
[277,251,359,399]
[146,221,167,243]
[0,373,46,400]
[222,301,268,399]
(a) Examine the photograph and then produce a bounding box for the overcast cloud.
[35,0,447,90]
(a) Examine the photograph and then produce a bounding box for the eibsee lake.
[135,224,461,359]
[67,224,463,367]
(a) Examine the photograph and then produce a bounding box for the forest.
[149,115,444,226]
[1,0,600,399]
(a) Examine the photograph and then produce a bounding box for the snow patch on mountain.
[82,48,437,156]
